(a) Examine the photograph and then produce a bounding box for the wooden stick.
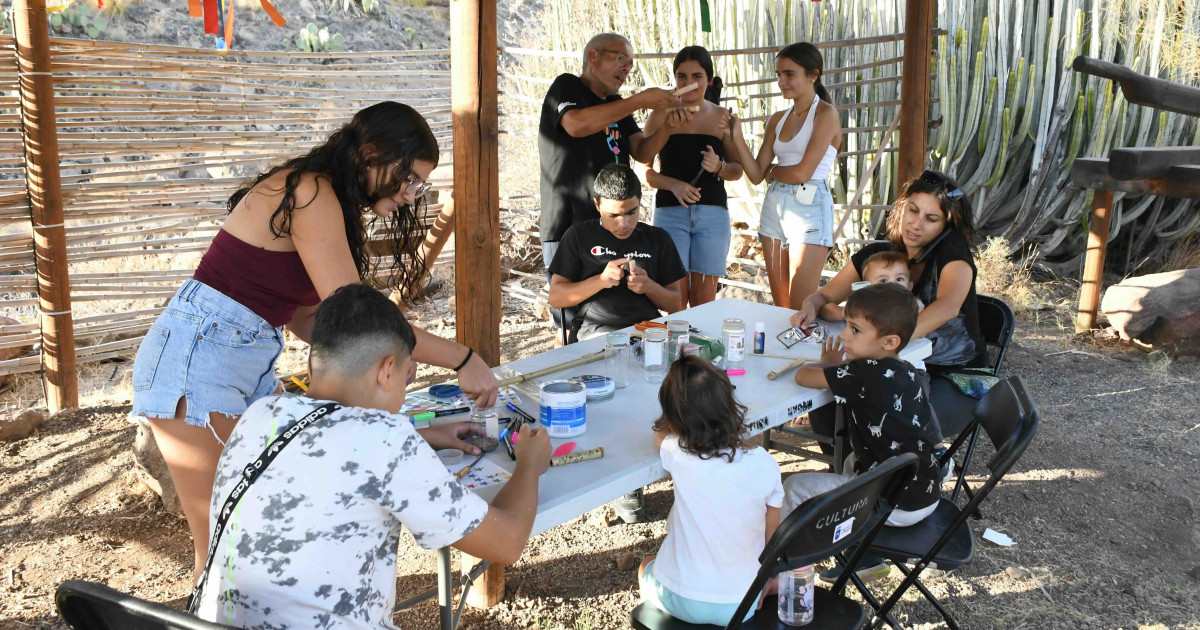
[768,358,808,381]
[748,352,808,361]
[550,447,604,467]
[671,82,699,97]
[496,351,606,386]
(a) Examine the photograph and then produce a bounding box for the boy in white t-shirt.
[638,355,784,626]
[194,284,551,630]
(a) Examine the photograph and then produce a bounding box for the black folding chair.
[56,580,237,630]
[943,294,1016,506]
[847,376,1038,630]
[629,453,919,630]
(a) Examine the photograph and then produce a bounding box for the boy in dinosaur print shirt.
[788,282,943,529]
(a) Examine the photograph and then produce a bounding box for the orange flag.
[187,0,202,18]
[223,0,235,49]
[260,0,287,27]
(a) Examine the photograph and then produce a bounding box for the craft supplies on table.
[539,380,588,438]
[550,446,604,467]
[436,449,463,466]
[446,456,511,490]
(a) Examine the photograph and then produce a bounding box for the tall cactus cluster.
[517,0,1200,273]
[934,0,1200,272]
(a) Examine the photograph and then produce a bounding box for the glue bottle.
[754,322,765,354]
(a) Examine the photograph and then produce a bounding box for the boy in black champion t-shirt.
[784,282,944,579]
[549,164,687,341]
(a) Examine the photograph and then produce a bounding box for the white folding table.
[419,298,931,629]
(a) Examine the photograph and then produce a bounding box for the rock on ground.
[0,408,46,440]
[1101,268,1200,355]
[132,421,184,515]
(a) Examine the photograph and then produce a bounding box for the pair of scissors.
[429,383,463,398]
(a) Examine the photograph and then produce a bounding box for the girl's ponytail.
[814,76,830,103]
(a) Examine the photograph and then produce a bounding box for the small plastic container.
[604,331,631,389]
[436,449,464,466]
[851,280,873,291]
[777,565,815,626]
[667,320,690,359]
[722,318,747,371]
[754,322,766,354]
[643,328,669,383]
[472,407,500,439]
[568,374,616,402]
[539,380,587,438]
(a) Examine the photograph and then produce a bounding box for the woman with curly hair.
[130,102,499,581]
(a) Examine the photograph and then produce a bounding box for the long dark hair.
[777,42,830,103]
[652,355,748,463]
[886,170,976,247]
[228,101,439,301]
[673,45,723,104]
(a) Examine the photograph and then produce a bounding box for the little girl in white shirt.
[638,355,784,626]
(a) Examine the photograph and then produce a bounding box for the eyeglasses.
[598,48,634,66]
[918,170,964,199]
[406,174,432,199]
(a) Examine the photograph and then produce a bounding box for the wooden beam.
[15,0,77,411]
[1077,189,1114,333]
[898,0,935,186]
[1071,158,1200,199]
[1108,147,1200,180]
[451,0,501,367]
[451,0,504,607]
[1071,56,1200,118]
[462,553,504,608]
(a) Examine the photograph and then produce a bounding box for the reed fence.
[0,34,454,388]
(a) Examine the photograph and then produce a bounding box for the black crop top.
[654,134,728,209]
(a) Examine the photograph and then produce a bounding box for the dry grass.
[1159,232,1200,273]
[974,236,1040,313]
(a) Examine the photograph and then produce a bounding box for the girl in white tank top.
[727,43,843,310]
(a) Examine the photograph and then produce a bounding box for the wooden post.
[898,0,935,186]
[15,0,77,411]
[451,0,504,608]
[451,0,501,367]
[1076,189,1114,333]
[462,553,504,608]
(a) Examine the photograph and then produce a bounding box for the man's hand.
[600,257,629,288]
[636,87,681,110]
[669,180,702,206]
[701,145,722,174]
[626,263,657,295]
[514,424,552,475]
[418,422,485,456]
[820,336,846,365]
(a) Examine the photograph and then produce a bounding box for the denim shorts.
[640,560,755,626]
[131,280,284,427]
[652,204,732,277]
[758,179,834,248]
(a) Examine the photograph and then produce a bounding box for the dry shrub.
[1158,232,1200,273]
[975,236,1038,314]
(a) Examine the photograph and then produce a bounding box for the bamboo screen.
[0,36,452,378]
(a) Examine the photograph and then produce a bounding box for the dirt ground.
[2,284,1199,630]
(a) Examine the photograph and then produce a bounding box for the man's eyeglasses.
[918,170,964,199]
[406,174,432,199]
[598,48,633,66]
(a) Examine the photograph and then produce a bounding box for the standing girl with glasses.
[129,101,500,583]
[641,46,743,309]
[726,42,843,310]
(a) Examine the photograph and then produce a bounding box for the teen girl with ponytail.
[728,42,843,309]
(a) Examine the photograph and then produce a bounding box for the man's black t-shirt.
[824,357,944,511]
[538,73,642,243]
[852,232,986,369]
[549,220,686,334]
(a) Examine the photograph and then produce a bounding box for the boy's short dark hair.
[843,282,919,349]
[311,284,417,376]
[593,163,641,202]
[862,250,911,277]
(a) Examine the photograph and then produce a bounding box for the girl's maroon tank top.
[193,229,320,327]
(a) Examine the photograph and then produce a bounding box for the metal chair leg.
[893,562,960,630]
